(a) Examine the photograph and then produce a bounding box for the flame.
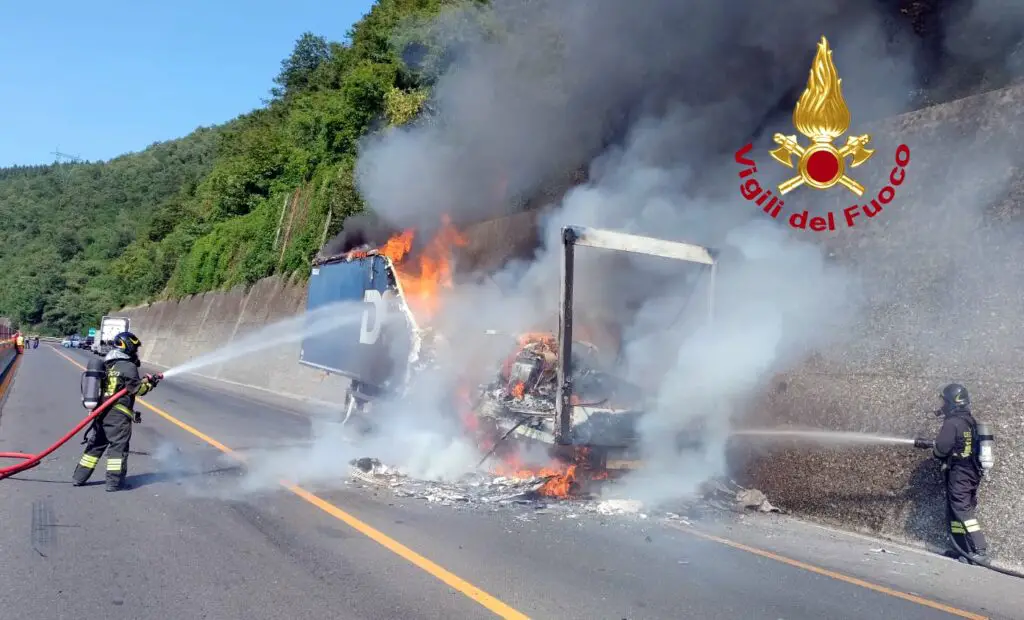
[511,381,525,399]
[793,36,851,141]
[489,446,616,499]
[376,214,467,324]
[379,230,415,262]
[492,455,579,498]
[517,332,556,347]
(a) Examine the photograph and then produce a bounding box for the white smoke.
[226,0,1024,503]
[343,0,920,503]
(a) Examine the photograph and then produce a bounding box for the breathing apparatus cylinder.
[81,357,105,410]
[976,420,995,472]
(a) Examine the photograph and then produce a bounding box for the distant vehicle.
[92,316,129,355]
[79,336,94,350]
[62,336,80,348]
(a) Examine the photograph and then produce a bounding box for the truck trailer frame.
[553,225,718,445]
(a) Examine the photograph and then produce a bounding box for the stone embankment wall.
[740,82,1024,568]
[123,83,1024,566]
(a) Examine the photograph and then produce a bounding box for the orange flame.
[511,381,525,399]
[375,214,467,324]
[492,455,579,498]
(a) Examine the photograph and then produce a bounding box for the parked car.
[79,336,94,350]
[61,336,80,348]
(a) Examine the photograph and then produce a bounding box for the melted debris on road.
[346,457,781,521]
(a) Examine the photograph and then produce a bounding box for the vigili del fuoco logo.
[734,36,910,231]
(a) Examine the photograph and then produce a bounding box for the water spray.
[730,429,917,446]
[161,300,364,379]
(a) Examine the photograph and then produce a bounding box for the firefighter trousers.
[72,406,133,490]
[945,466,987,554]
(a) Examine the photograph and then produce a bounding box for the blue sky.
[0,0,377,167]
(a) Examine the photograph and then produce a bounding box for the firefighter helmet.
[112,331,142,358]
[940,383,970,410]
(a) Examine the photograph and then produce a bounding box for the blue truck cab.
[300,252,421,414]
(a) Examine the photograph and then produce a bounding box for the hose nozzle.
[914,437,934,450]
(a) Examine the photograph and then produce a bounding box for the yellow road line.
[51,347,530,620]
[57,346,977,618]
[664,522,987,620]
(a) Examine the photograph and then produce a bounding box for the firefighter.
[72,331,161,491]
[932,383,988,561]
[14,331,24,354]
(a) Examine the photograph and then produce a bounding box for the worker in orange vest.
[14,331,24,354]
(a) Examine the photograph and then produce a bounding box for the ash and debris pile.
[347,457,781,519]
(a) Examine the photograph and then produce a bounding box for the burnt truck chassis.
[519,225,719,470]
[302,225,718,471]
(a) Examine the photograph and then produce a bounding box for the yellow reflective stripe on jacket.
[960,430,973,458]
[114,404,134,417]
[103,373,118,397]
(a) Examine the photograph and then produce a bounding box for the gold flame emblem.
[769,36,874,196]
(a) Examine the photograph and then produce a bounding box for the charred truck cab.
[300,225,718,472]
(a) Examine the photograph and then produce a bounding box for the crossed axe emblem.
[769,133,875,197]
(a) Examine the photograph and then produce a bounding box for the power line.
[51,147,82,207]
[51,148,82,166]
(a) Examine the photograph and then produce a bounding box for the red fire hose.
[0,387,129,481]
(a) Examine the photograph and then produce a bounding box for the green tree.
[272,33,331,98]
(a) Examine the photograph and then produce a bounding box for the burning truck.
[299,217,719,491]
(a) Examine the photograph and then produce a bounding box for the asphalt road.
[0,345,1020,619]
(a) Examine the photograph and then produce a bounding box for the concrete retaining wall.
[121,83,1024,566]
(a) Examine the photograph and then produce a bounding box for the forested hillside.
[0,0,1012,334]
[0,0,472,335]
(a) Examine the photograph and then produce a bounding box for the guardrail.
[0,337,18,389]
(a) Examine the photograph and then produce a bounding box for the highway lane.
[0,345,1019,619]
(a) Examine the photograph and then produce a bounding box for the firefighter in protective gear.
[72,331,161,491]
[932,383,988,560]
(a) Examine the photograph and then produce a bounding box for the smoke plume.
[284,0,1024,505]
[342,0,916,502]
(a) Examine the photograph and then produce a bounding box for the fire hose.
[947,530,1024,579]
[0,387,129,481]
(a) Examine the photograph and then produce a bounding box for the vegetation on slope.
[0,0,1011,335]
[0,0,475,334]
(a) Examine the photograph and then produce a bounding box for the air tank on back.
[976,420,995,472]
[81,357,105,409]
